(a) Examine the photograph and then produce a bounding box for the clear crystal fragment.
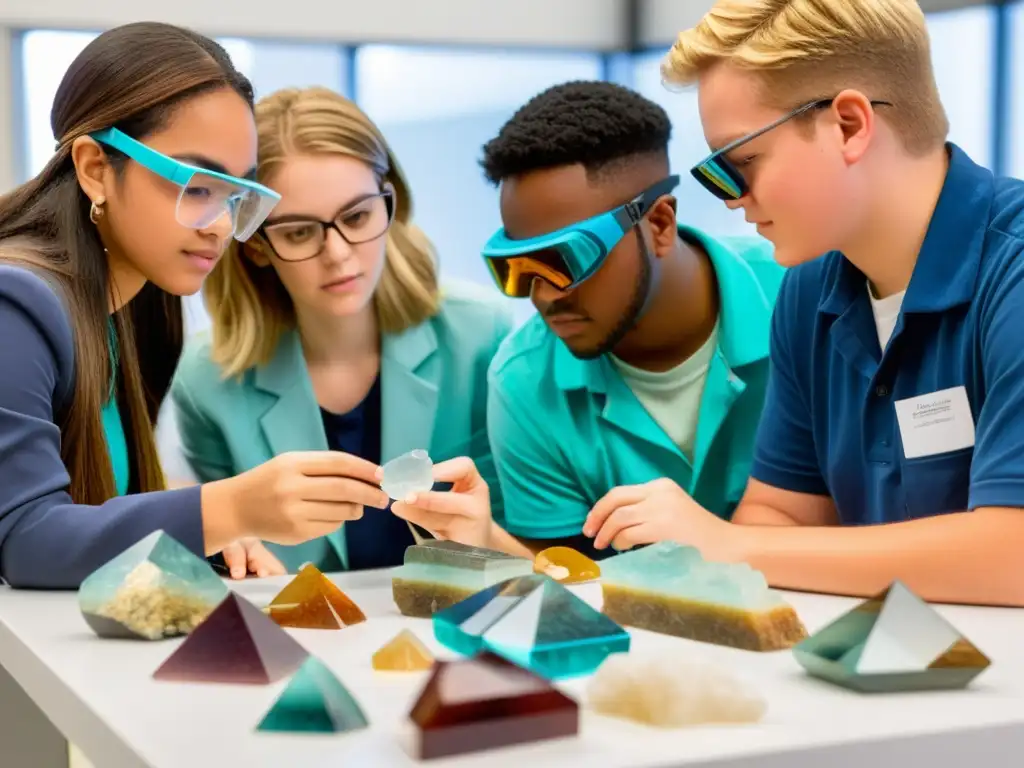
[381,449,434,500]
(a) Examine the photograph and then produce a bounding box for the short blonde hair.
[661,0,948,155]
[204,87,440,377]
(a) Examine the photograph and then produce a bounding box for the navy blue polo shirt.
[320,377,414,570]
[751,144,1024,525]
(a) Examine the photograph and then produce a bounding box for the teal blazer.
[169,282,515,572]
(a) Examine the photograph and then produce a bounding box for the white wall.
[0,0,626,47]
[0,0,627,193]
[636,0,999,47]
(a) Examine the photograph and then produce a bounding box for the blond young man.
[583,0,1024,606]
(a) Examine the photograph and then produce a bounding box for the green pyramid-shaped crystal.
[78,530,229,640]
[433,573,630,679]
[257,657,369,734]
[793,580,991,692]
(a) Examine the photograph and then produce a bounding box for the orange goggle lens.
[486,249,574,298]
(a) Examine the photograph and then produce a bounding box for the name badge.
[894,386,975,460]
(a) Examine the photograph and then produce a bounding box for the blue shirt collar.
[820,143,993,317]
[554,224,773,392]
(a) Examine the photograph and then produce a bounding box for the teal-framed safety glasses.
[691,96,893,201]
[90,127,281,242]
[482,175,680,298]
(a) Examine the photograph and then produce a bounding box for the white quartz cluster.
[587,652,767,727]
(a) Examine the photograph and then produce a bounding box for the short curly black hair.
[480,80,672,185]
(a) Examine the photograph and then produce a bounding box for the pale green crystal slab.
[393,541,534,618]
[600,541,784,611]
[599,542,807,651]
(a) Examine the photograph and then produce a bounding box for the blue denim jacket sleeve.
[0,265,204,589]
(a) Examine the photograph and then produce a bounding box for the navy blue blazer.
[0,265,203,589]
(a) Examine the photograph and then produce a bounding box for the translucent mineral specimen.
[381,449,434,500]
[153,593,308,684]
[407,652,579,760]
[534,546,600,583]
[257,657,368,734]
[392,539,534,618]
[266,563,366,630]
[587,652,767,727]
[793,580,991,692]
[600,542,807,651]
[433,573,630,679]
[78,530,229,640]
[372,629,435,672]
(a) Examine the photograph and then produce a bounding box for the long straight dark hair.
[0,22,253,505]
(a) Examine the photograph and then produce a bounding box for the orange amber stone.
[534,547,601,584]
[372,629,434,671]
[266,564,367,630]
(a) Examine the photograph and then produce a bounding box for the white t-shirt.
[610,325,718,463]
[868,282,906,352]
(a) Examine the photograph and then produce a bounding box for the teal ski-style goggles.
[482,175,680,297]
[90,127,281,242]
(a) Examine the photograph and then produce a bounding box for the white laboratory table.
[0,568,1022,768]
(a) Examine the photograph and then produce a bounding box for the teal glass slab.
[257,657,368,734]
[599,542,807,651]
[433,574,630,680]
[392,540,534,618]
[78,529,229,640]
[793,581,991,692]
[600,541,785,611]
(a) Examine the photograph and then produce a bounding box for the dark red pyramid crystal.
[408,652,578,760]
[153,593,308,684]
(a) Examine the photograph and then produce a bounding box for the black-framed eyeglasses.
[690,96,894,202]
[261,184,396,262]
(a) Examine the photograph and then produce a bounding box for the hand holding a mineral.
[388,457,494,548]
[201,451,391,552]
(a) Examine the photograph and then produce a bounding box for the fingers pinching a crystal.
[381,449,434,500]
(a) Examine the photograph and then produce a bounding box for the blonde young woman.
[169,87,515,574]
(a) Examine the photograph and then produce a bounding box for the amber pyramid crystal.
[373,629,434,672]
[533,546,600,584]
[266,563,366,630]
[154,593,308,684]
[408,652,578,760]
